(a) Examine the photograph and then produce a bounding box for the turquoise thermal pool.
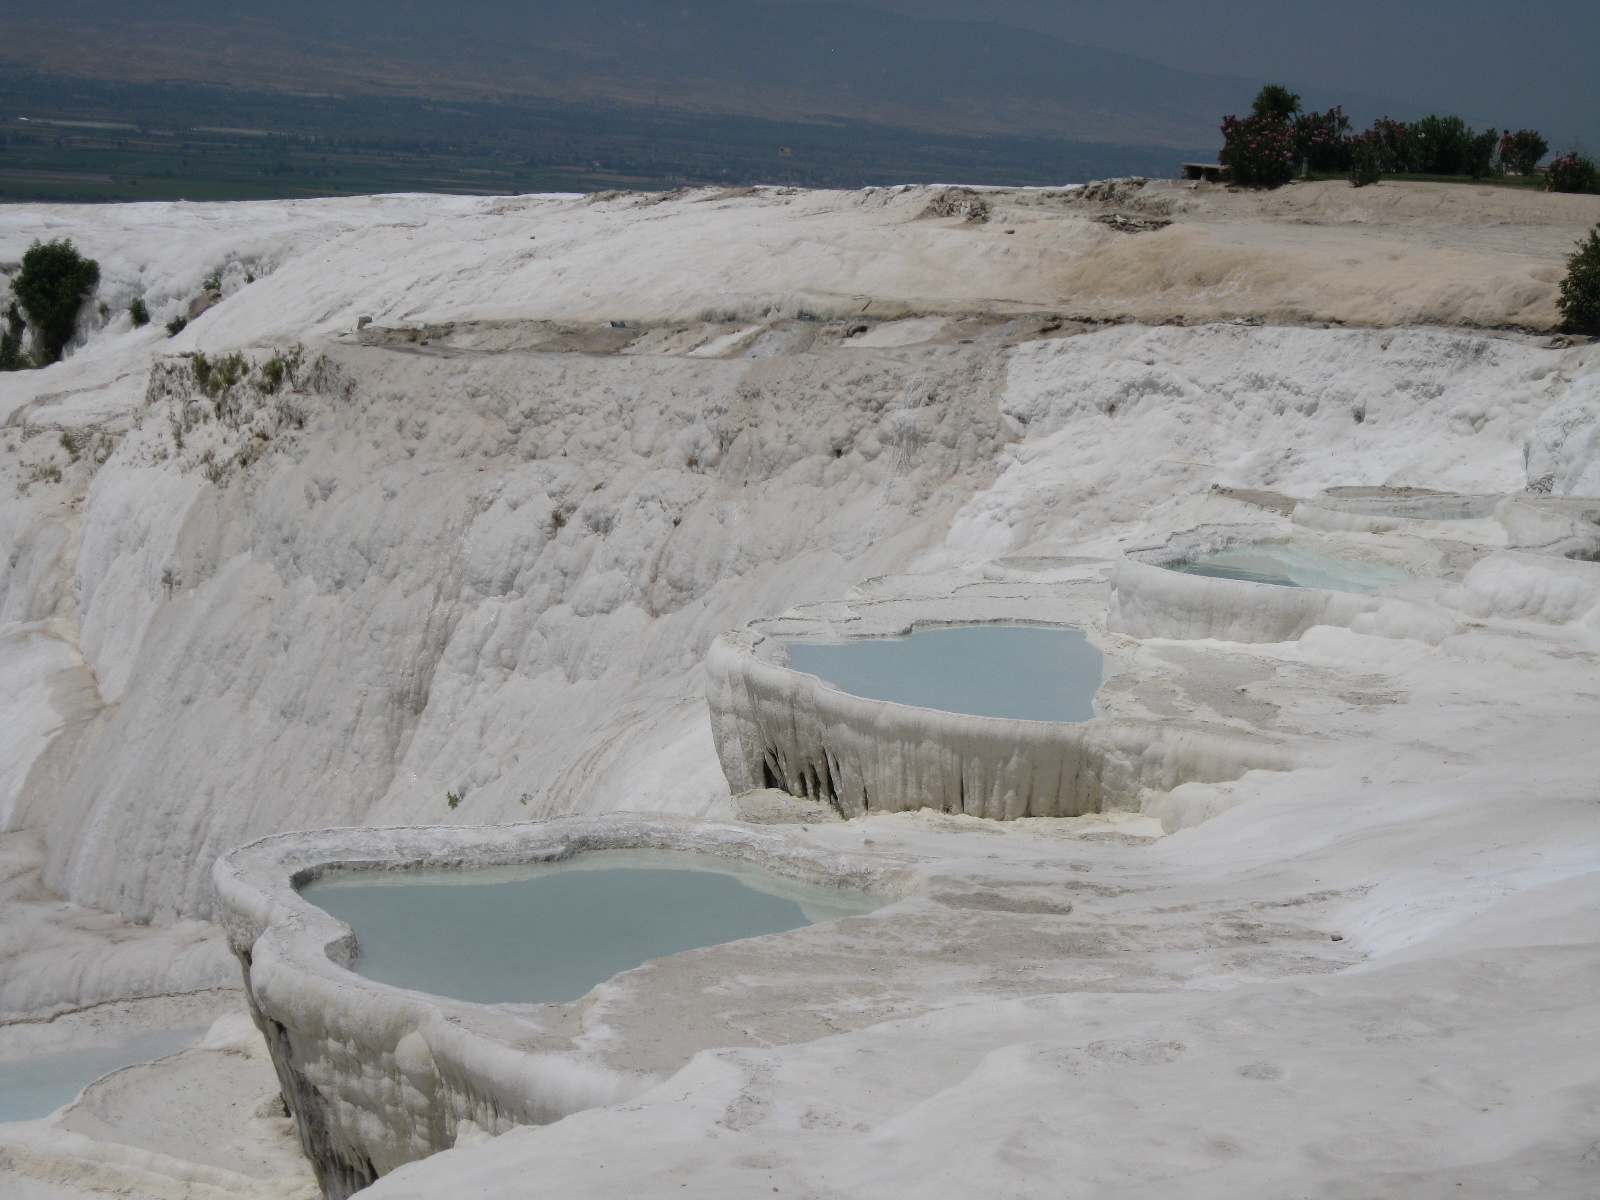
[301,851,883,1005]
[782,624,1102,723]
[0,1028,202,1122]
[1169,545,1412,593]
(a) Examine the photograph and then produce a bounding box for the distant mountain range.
[0,0,1393,150]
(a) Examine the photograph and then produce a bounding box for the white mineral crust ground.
[1,178,1598,1197]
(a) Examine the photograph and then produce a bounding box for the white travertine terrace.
[1495,494,1600,559]
[1106,525,1441,643]
[213,815,913,1198]
[706,590,1294,818]
[1291,489,1505,538]
[1,179,1598,1199]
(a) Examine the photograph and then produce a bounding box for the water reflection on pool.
[302,851,883,1005]
[1169,545,1411,593]
[783,624,1102,723]
[0,1028,203,1123]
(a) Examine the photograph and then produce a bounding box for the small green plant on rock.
[166,315,188,337]
[258,355,288,393]
[129,297,150,327]
[1558,224,1600,335]
[12,238,100,365]
[446,791,462,810]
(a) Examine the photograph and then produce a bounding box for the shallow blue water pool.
[1170,545,1411,593]
[0,1027,203,1123]
[302,851,882,1005]
[783,623,1102,723]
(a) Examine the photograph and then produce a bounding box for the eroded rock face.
[3,314,1593,935]
[12,334,1010,925]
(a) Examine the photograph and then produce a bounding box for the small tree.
[1349,136,1384,187]
[1499,130,1548,175]
[1251,85,1302,122]
[1465,127,1500,179]
[129,297,150,327]
[13,239,100,365]
[1558,225,1600,335]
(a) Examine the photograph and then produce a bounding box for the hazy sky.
[863,0,1600,148]
[8,0,1595,150]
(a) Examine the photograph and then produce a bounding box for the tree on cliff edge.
[12,239,100,366]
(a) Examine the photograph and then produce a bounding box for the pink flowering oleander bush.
[1365,117,1412,173]
[1220,113,1296,188]
[1292,106,1351,172]
[1547,153,1600,195]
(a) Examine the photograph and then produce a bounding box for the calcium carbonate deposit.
[1,178,1598,1199]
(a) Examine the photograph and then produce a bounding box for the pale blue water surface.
[302,851,882,1005]
[1170,545,1411,593]
[783,624,1102,723]
[0,1027,203,1123]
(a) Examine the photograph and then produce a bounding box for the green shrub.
[12,239,100,365]
[1547,152,1600,194]
[1464,126,1501,179]
[1408,115,1477,175]
[1558,225,1600,335]
[213,352,247,394]
[0,302,24,371]
[259,356,287,393]
[129,298,150,327]
[166,315,187,337]
[1500,130,1548,175]
[1349,138,1384,187]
